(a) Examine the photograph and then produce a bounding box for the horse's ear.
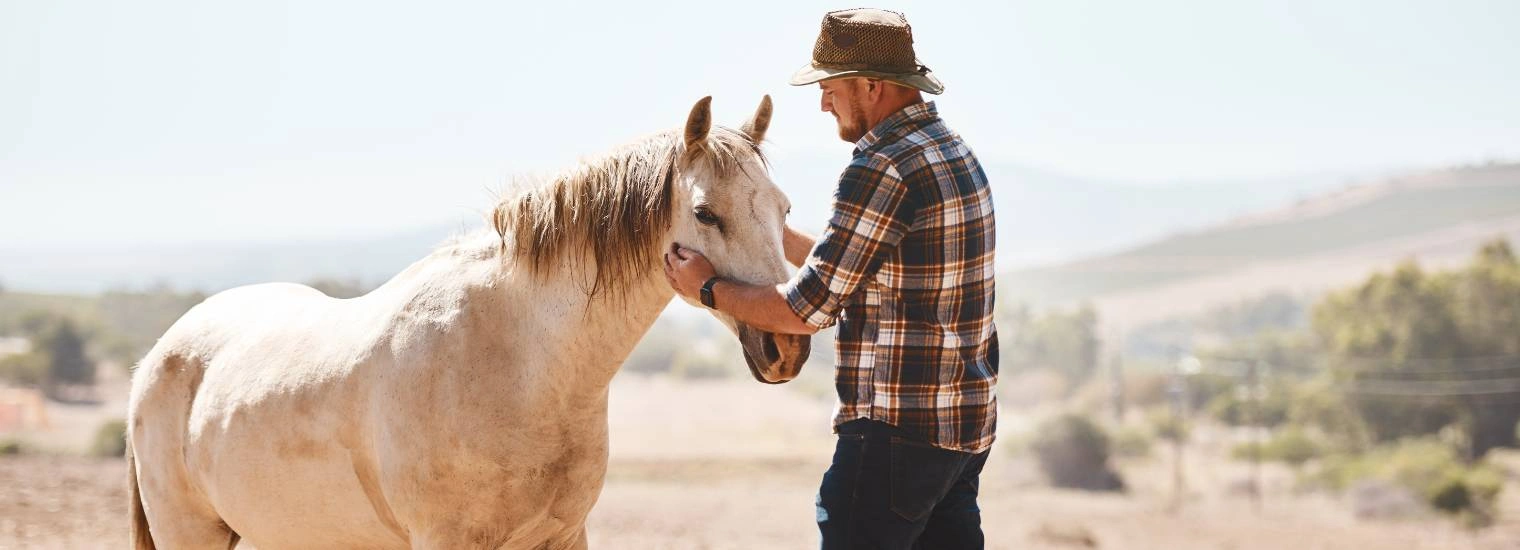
[741,95,772,145]
[684,96,712,149]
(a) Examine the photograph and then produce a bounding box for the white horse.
[126,96,808,549]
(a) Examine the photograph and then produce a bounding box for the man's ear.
[865,78,883,101]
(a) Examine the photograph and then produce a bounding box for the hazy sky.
[3,0,1518,246]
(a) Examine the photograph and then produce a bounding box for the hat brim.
[789,62,945,95]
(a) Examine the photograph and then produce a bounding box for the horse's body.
[126,97,807,549]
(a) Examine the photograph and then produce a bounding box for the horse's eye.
[695,207,720,227]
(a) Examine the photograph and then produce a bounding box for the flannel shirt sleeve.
[783,155,915,329]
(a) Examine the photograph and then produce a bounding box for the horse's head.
[666,96,811,384]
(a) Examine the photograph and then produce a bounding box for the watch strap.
[700,277,721,309]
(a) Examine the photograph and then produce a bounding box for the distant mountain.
[1000,162,1520,329]
[0,155,1366,295]
[771,152,1361,269]
[0,224,472,294]
[978,163,1360,268]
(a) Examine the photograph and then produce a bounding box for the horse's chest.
[392,411,611,524]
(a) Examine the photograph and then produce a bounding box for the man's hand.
[661,242,818,334]
[663,243,716,302]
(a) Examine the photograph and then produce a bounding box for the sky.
[2,0,1518,247]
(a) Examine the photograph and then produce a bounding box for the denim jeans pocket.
[819,433,869,524]
[888,436,963,522]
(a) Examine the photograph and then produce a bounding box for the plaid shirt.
[784,102,998,453]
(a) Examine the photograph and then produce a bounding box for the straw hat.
[789,8,944,95]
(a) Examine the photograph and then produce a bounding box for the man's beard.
[836,98,869,142]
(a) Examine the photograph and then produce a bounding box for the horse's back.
[130,281,348,426]
[130,282,336,433]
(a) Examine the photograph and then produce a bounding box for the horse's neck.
[550,260,675,385]
[399,233,674,386]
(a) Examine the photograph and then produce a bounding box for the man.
[664,8,997,549]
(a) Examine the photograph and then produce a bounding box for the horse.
[126,96,810,549]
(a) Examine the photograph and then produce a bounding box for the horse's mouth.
[736,324,811,384]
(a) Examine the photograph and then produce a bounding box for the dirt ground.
[3,376,1519,549]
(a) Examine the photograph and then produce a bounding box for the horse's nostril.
[763,334,781,363]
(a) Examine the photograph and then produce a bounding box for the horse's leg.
[565,528,589,550]
[407,527,585,550]
[146,518,236,550]
[134,466,238,549]
[131,353,240,549]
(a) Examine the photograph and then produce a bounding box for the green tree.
[1312,239,1520,456]
[1314,261,1462,444]
[43,319,95,387]
[1002,304,1101,390]
[1451,239,1520,454]
[1203,292,1309,338]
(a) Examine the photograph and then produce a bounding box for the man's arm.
[711,280,817,335]
[783,225,816,268]
[663,246,817,335]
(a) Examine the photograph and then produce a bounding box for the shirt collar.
[855,101,937,151]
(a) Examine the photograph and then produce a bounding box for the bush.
[1287,376,1372,453]
[1429,472,1472,513]
[1111,426,1153,458]
[1231,428,1320,467]
[1186,373,1236,411]
[1207,384,1291,428]
[1148,409,1190,443]
[1030,414,1125,492]
[0,352,47,387]
[0,438,22,456]
[91,419,127,458]
[1309,437,1503,527]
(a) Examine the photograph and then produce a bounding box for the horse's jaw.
[736,324,811,384]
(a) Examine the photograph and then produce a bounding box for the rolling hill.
[1001,162,1520,329]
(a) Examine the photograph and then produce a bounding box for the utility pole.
[1106,328,1126,424]
[1167,354,1198,514]
[1245,359,1262,514]
[1110,352,1126,423]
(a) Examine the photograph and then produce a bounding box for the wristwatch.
[700,277,721,309]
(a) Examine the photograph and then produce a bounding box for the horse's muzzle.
[736,324,811,384]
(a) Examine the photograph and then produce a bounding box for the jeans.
[816,419,990,550]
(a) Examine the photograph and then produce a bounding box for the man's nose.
[820,93,831,113]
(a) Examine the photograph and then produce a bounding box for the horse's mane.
[490,127,765,298]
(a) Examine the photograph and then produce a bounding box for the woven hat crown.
[810,9,921,73]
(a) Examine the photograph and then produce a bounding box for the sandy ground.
[3,376,1519,549]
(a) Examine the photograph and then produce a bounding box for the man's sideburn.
[838,84,871,142]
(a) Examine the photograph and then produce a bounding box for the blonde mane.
[490,127,765,298]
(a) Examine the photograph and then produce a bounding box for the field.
[4,376,1519,549]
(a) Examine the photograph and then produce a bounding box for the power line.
[1339,377,1520,397]
[1333,354,1520,374]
